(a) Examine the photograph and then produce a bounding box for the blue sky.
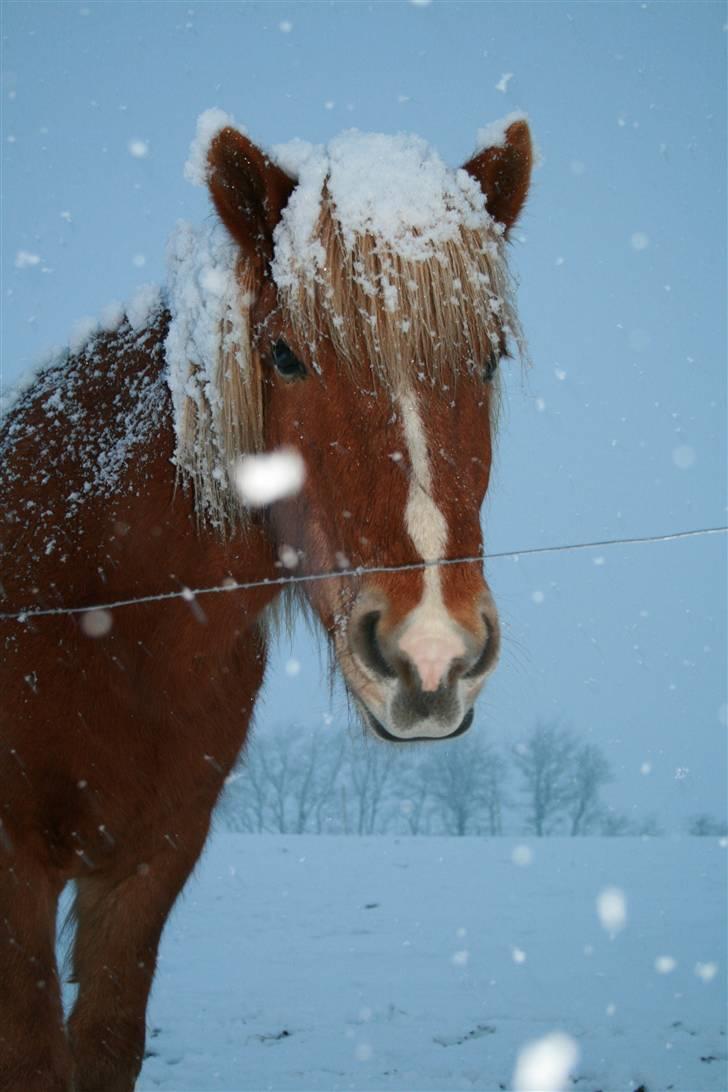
[2,1,726,828]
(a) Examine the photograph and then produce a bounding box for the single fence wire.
[1,525,725,623]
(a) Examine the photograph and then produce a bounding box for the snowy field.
[114,834,727,1092]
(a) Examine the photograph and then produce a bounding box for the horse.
[0,110,532,1091]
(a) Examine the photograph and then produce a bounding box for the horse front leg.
[67,822,210,1092]
[0,849,71,1092]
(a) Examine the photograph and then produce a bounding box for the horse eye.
[484,349,499,383]
[271,339,306,380]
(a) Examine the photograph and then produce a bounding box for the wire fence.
[1,525,725,623]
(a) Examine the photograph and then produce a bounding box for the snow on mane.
[269,128,525,390]
[272,130,492,273]
[165,219,261,530]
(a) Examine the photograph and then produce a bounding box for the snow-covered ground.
[126,834,726,1091]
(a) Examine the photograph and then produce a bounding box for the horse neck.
[1,307,282,632]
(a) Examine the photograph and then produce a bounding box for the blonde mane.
[277,192,524,392]
[167,153,525,534]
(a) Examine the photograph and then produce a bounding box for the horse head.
[183,116,531,742]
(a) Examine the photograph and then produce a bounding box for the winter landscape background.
[2,1,726,1089]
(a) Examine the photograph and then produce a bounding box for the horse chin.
[360,705,475,744]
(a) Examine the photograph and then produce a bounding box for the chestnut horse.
[0,114,531,1091]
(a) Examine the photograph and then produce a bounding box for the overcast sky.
[2,1,725,829]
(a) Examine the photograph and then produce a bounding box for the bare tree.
[688,813,728,836]
[512,723,576,836]
[258,732,295,832]
[346,736,397,834]
[568,743,613,835]
[420,737,506,836]
[634,813,663,837]
[222,733,271,832]
[480,750,508,835]
[222,726,346,834]
[599,807,663,836]
[600,810,632,836]
[395,758,433,835]
[288,731,346,834]
[312,738,347,833]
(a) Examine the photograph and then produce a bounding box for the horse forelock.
[274,194,525,397]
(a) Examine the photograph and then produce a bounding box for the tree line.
[220,721,725,838]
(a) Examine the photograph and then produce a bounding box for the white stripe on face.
[397,389,466,690]
[399,388,447,559]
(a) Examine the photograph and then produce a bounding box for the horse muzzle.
[336,587,500,742]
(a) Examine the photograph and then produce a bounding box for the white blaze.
[399,389,447,559]
[397,390,465,691]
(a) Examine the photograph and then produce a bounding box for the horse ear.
[463,119,532,234]
[207,127,295,265]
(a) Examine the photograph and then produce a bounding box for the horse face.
[261,324,499,742]
[205,120,532,742]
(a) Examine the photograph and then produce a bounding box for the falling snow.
[233,448,306,507]
[672,443,697,469]
[630,231,650,251]
[128,139,149,158]
[80,609,113,638]
[512,1031,579,1092]
[695,961,718,983]
[512,844,533,867]
[14,249,41,268]
[596,886,627,936]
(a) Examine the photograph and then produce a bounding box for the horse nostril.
[463,615,500,679]
[357,611,396,679]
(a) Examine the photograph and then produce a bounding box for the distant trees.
[224,728,345,834]
[632,813,664,837]
[220,720,668,837]
[222,725,516,837]
[687,813,728,837]
[512,723,576,836]
[600,809,664,837]
[568,743,614,835]
[419,738,508,836]
[510,724,614,836]
[345,737,396,835]
[600,809,633,837]
[480,748,509,836]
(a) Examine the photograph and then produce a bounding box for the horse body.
[0,114,531,1090]
[1,309,280,1090]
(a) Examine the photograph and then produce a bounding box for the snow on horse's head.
[175,113,532,741]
